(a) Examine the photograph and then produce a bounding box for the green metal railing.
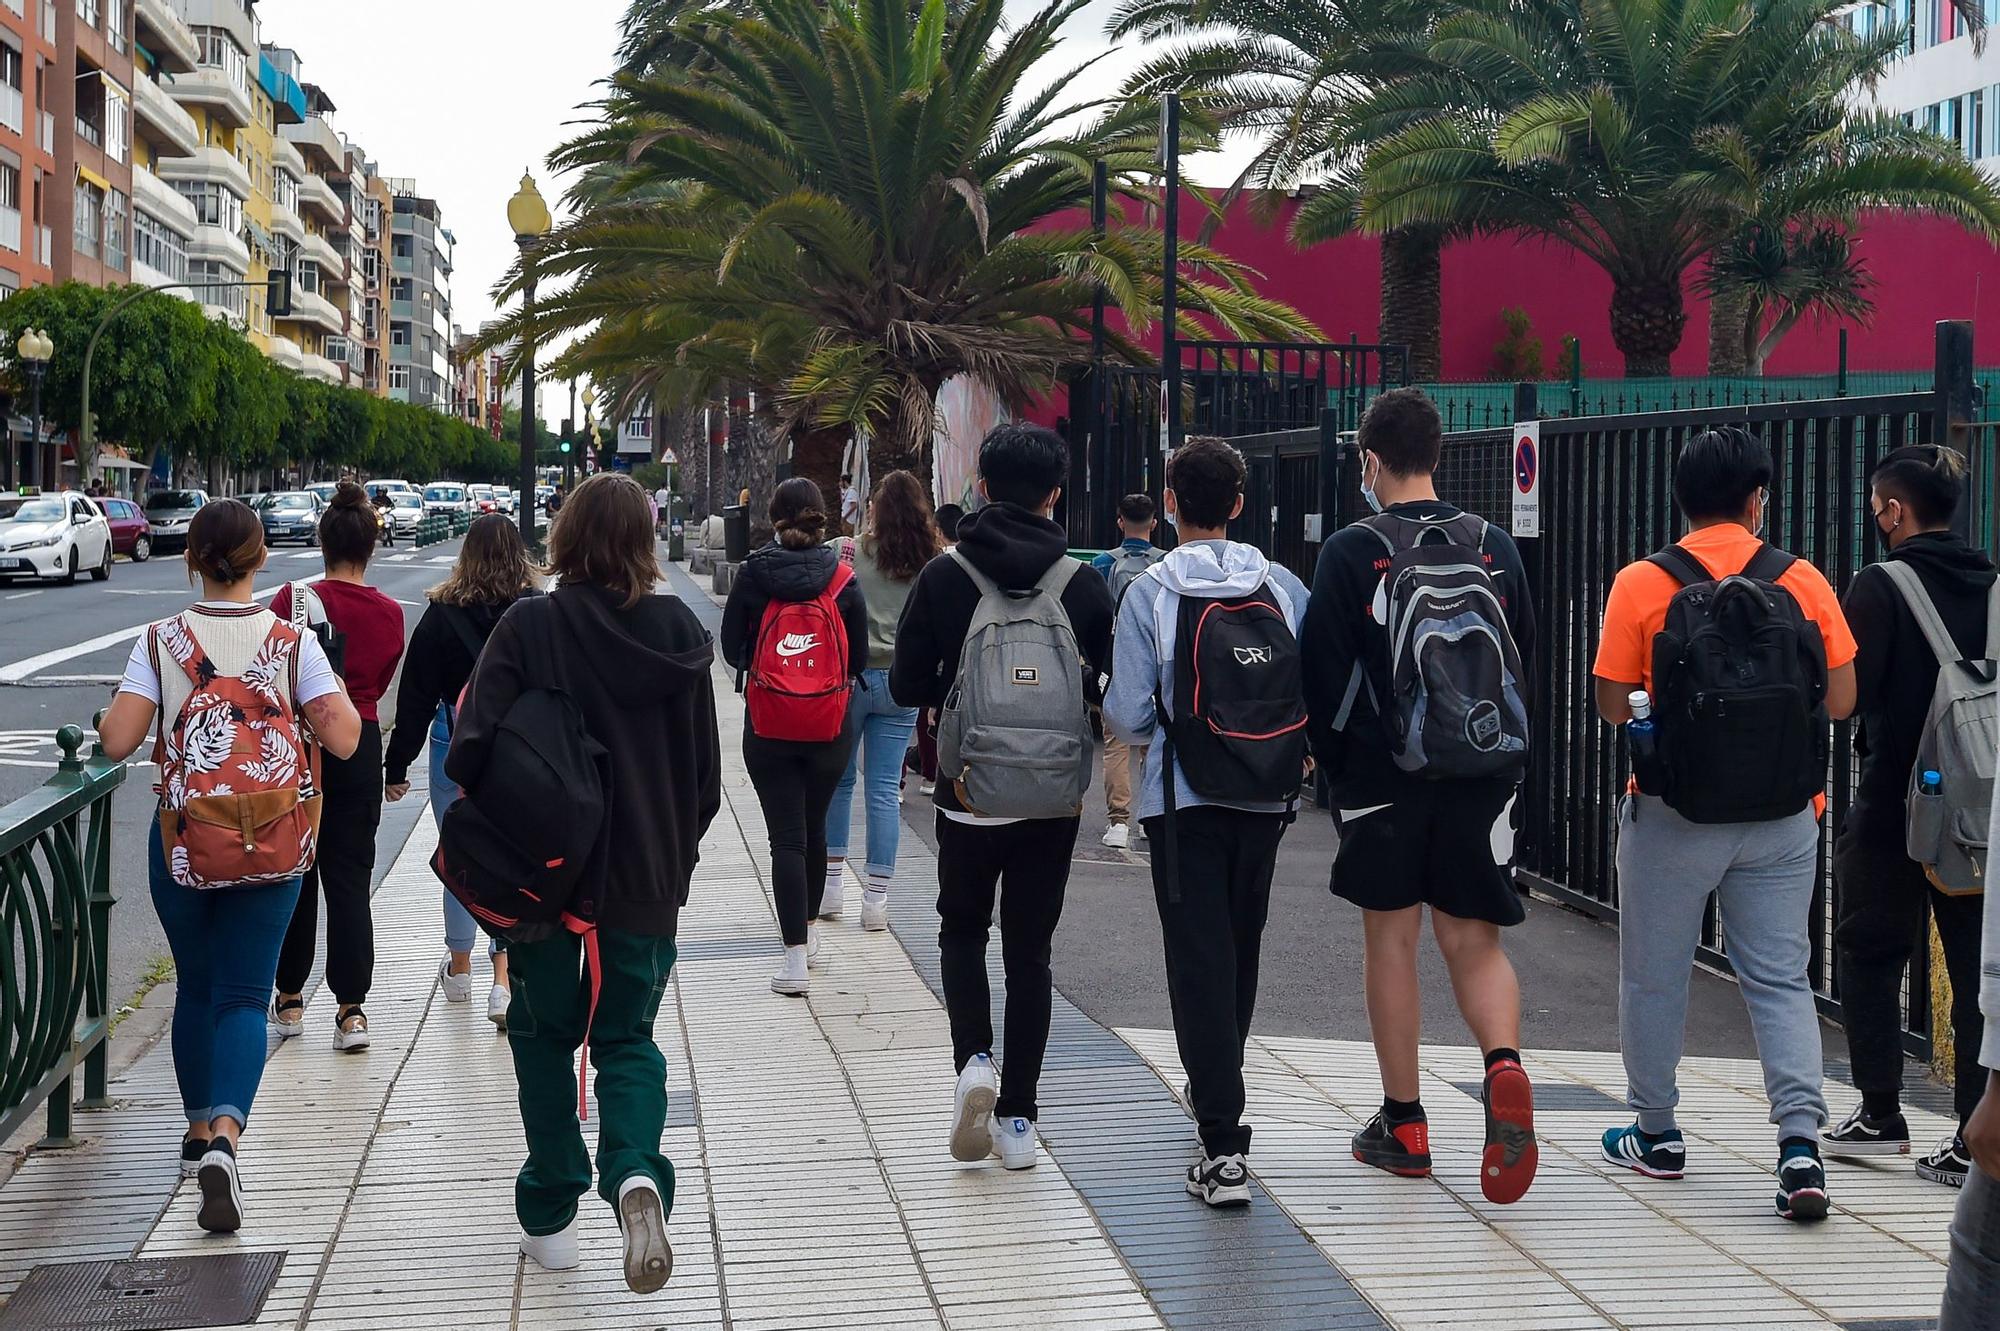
[0,724,123,1146]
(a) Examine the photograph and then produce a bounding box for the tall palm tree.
[1346,0,2000,376]
[486,0,1317,478]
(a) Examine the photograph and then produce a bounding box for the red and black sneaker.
[1481,1058,1538,1205]
[1352,1111,1432,1177]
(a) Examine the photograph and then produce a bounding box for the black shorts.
[1329,777,1525,926]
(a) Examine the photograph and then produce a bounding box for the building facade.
[0,0,62,298]
[56,0,135,290]
[386,182,451,410]
[1850,3,2000,162]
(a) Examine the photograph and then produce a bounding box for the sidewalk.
[0,651,1967,1331]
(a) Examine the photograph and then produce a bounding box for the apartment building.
[0,1,61,296]
[57,0,135,288]
[451,325,493,432]
[1850,2,2000,163]
[352,157,388,395]
[129,0,198,294]
[159,0,252,325]
[387,181,452,410]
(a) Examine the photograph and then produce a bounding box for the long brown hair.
[862,470,941,579]
[185,498,264,585]
[430,513,538,607]
[546,473,659,608]
[319,481,378,571]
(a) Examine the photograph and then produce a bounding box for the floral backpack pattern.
[151,613,323,889]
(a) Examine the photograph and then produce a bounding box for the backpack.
[1107,544,1166,606]
[1358,511,1530,781]
[286,581,347,678]
[150,613,322,889]
[936,549,1092,819]
[1881,562,1999,896]
[1647,543,1828,824]
[1157,580,1307,806]
[744,564,855,742]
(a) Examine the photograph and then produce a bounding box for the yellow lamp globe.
[506,172,552,241]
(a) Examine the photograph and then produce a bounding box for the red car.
[99,496,153,561]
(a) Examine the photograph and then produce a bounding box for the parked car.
[423,483,472,516]
[100,496,152,561]
[306,482,339,508]
[0,491,114,584]
[363,479,417,506]
[238,492,266,511]
[144,489,209,554]
[469,484,499,514]
[491,485,519,516]
[385,491,426,538]
[256,491,324,546]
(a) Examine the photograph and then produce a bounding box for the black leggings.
[276,722,383,1006]
[743,728,854,946]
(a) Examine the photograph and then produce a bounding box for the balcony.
[324,335,365,372]
[301,351,341,384]
[135,0,201,74]
[274,135,304,179]
[187,224,249,271]
[300,228,342,276]
[0,85,21,137]
[296,171,342,225]
[132,164,198,236]
[133,76,200,159]
[281,284,343,334]
[166,64,252,130]
[269,199,303,244]
[155,144,252,201]
[266,336,304,371]
[281,114,343,174]
[0,206,20,255]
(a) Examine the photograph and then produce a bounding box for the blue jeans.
[430,703,499,959]
[149,821,301,1127]
[825,668,918,878]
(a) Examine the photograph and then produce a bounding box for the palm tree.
[1111,0,1453,379]
[483,0,1316,483]
[1345,0,2000,376]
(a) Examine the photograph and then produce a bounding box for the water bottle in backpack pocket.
[935,550,1092,819]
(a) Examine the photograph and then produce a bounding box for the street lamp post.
[506,172,553,546]
[15,328,52,490]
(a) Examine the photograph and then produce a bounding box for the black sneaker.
[1916,1133,1971,1188]
[179,1136,208,1180]
[1820,1104,1911,1159]
[1352,1111,1432,1178]
[196,1138,244,1234]
[1775,1141,1829,1222]
[1185,1153,1252,1207]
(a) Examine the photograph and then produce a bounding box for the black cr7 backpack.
[1160,583,1308,806]
[1646,543,1828,823]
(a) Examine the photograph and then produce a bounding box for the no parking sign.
[1511,421,1541,538]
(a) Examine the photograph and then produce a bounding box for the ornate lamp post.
[15,327,52,490]
[505,172,553,544]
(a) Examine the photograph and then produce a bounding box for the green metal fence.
[0,725,123,1146]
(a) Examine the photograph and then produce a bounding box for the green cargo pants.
[506,926,678,1236]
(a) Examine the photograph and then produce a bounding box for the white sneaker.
[332,1007,370,1053]
[949,1054,999,1161]
[1101,823,1130,850]
[819,874,845,920]
[520,1217,579,1271]
[270,997,304,1039]
[439,956,473,1003]
[196,1145,244,1233]
[616,1175,673,1294]
[861,893,889,932]
[806,925,824,969]
[919,781,935,797]
[487,984,510,1030]
[771,945,809,996]
[990,1114,1039,1170]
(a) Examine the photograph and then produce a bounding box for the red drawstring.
[568,916,602,1121]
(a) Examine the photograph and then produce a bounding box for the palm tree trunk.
[744,404,782,545]
[790,421,851,518]
[1706,283,1752,375]
[1379,226,1443,382]
[868,379,936,478]
[725,384,751,506]
[1610,270,1688,378]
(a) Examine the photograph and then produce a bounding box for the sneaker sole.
[196,1161,242,1233]
[1481,1064,1538,1205]
[770,978,809,996]
[1601,1144,1683,1180]
[333,1034,370,1053]
[1779,1186,1830,1221]
[1186,1178,1252,1207]
[618,1187,674,1294]
[1351,1147,1432,1178]
[270,1019,303,1040]
[950,1083,998,1162]
[1916,1162,1969,1188]
[1820,1137,1911,1159]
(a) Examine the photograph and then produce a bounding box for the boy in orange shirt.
[1592,426,1857,1222]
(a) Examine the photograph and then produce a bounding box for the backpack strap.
[1034,554,1082,600]
[1881,560,1968,668]
[946,546,997,598]
[1740,542,1797,585]
[1647,544,1711,588]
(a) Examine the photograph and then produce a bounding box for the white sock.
[826,864,846,890]
[863,874,890,905]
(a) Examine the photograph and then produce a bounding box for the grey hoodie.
[1102,538,1310,822]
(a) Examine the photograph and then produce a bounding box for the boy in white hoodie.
[1103,436,1311,1207]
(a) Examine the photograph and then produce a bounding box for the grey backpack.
[1107,544,1166,606]
[1883,561,2000,896]
[935,549,1092,819]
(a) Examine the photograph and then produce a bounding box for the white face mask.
[1753,486,1770,538]
[1360,452,1384,515]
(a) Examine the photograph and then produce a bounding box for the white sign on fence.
[1510,420,1541,538]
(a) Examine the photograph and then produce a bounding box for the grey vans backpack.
[1107,544,1165,606]
[1882,562,1999,896]
[935,549,1092,819]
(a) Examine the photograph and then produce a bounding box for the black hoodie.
[448,583,721,936]
[1843,531,1998,847]
[718,541,870,711]
[888,502,1116,816]
[383,595,538,785]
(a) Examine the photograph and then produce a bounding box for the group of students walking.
[90,392,2000,1317]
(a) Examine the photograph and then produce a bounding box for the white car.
[423,483,472,516]
[386,491,426,537]
[490,486,518,516]
[364,479,418,506]
[0,491,115,584]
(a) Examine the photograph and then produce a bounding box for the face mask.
[1871,503,1901,554]
[1360,453,1384,515]
[1753,487,1770,538]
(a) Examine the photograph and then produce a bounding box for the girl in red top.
[269,482,408,1051]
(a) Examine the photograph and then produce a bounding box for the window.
[392,234,411,257]
[75,179,101,256]
[389,275,412,302]
[134,209,188,281]
[297,256,320,295]
[172,179,243,233]
[388,363,409,390]
[391,322,410,346]
[102,186,125,269]
[76,0,98,28]
[193,27,248,98]
[104,84,127,164]
[104,0,123,51]
[189,259,246,317]
[274,169,297,215]
[1975,89,1987,159]
[0,161,18,253]
[0,45,21,135]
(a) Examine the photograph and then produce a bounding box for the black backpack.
[1646,543,1828,823]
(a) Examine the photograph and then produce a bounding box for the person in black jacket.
[720,477,869,998]
[1822,445,1995,1186]
[383,514,541,1029]
[889,423,1115,1171]
[449,473,720,1293]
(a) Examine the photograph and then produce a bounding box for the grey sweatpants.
[1942,1163,2000,1329]
[1614,796,1828,1144]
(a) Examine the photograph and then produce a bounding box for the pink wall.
[1045,194,2000,381]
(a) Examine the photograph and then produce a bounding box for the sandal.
[333,1005,371,1053]
[270,996,305,1040]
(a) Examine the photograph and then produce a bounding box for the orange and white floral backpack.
[151,612,323,889]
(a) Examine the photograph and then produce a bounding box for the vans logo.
[774,633,821,659]
[1233,646,1274,665]
[1012,666,1040,685]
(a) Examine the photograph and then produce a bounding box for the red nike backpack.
[746,564,855,741]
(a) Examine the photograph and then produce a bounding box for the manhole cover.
[0,1251,285,1330]
[1449,1080,1624,1113]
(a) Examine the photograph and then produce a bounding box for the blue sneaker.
[1601,1123,1686,1179]
[1775,1139,1829,1222]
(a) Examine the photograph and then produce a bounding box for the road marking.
[385,553,418,563]
[4,590,42,600]
[285,551,324,560]
[0,584,282,683]
[105,588,183,596]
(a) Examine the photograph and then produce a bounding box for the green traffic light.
[560,441,571,453]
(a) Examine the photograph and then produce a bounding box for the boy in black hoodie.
[890,423,1115,1170]
[1823,445,1995,1186]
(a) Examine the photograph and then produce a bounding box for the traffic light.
[268,270,293,318]
[559,440,571,454]
[81,408,99,447]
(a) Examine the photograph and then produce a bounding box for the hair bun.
[332,481,368,510]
